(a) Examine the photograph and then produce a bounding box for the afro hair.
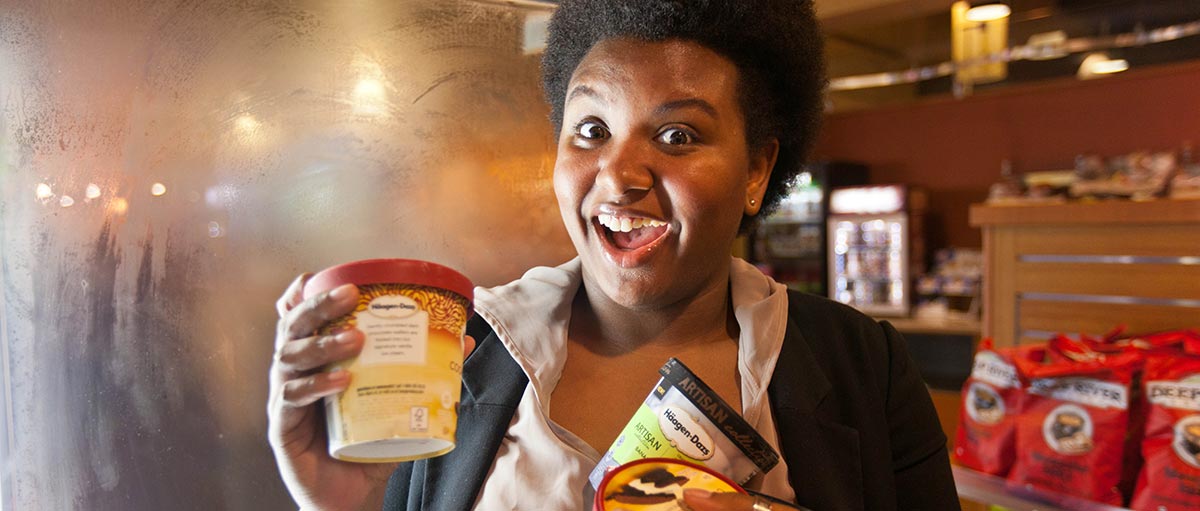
[541,0,827,231]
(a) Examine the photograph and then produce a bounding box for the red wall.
[813,62,1200,249]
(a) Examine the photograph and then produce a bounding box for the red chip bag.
[1008,348,1140,506]
[1051,331,1153,500]
[1131,351,1200,510]
[1118,329,1200,355]
[954,339,1023,475]
[1050,333,1105,363]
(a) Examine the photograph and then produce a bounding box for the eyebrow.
[654,98,719,120]
[565,85,719,120]
[566,85,604,105]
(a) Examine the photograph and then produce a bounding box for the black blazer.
[382,291,960,510]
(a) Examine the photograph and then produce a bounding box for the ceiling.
[818,0,1200,111]
[520,0,1200,111]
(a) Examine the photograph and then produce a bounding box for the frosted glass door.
[0,1,572,508]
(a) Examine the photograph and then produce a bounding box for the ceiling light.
[1078,52,1130,79]
[965,1,1011,22]
[1025,31,1068,60]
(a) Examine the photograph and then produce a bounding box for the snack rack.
[954,198,1200,510]
[969,199,1200,349]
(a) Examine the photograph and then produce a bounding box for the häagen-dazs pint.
[303,259,473,462]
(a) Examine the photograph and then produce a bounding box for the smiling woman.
[267,1,961,510]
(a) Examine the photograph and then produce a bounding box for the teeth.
[597,214,666,233]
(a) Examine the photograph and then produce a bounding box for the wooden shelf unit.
[968,199,1200,347]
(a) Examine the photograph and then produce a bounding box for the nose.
[594,135,654,201]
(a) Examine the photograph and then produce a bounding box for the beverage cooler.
[827,185,926,317]
[749,162,867,295]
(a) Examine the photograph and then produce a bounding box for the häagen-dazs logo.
[966,382,1005,426]
[367,295,419,319]
[657,405,714,461]
[1042,404,1094,455]
[1172,415,1200,469]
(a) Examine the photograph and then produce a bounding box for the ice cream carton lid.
[303,258,474,306]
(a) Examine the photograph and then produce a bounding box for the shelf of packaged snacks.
[953,466,1132,511]
[969,197,1200,226]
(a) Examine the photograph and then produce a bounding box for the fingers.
[275,329,365,376]
[282,283,360,340]
[276,273,313,317]
[681,490,801,511]
[463,334,477,358]
[279,369,352,409]
[267,368,351,450]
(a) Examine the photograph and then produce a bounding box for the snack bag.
[954,339,1023,475]
[1048,333,1105,363]
[1118,329,1200,354]
[1055,330,1165,503]
[1130,350,1200,510]
[1007,348,1140,505]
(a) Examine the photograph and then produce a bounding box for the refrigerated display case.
[750,161,867,295]
[827,184,926,317]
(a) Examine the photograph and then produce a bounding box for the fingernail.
[328,368,350,381]
[334,330,356,344]
[329,284,356,300]
[683,489,712,500]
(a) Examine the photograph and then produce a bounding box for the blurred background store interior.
[1,0,1198,509]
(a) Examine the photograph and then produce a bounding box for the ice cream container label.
[588,358,780,489]
[593,458,745,511]
[356,294,428,366]
[303,259,474,463]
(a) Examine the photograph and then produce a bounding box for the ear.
[745,138,779,216]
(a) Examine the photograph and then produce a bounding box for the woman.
[268,1,960,510]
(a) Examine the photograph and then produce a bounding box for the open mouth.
[597,214,670,251]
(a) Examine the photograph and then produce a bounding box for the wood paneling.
[975,200,1200,346]
[1018,300,1200,338]
[970,199,1200,226]
[1008,224,1200,257]
[1013,262,1200,300]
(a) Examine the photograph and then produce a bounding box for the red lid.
[302,259,474,306]
[593,457,745,511]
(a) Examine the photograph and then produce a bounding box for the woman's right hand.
[267,274,394,511]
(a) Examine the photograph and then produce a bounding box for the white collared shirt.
[471,257,795,510]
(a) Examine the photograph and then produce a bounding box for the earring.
[749,198,757,206]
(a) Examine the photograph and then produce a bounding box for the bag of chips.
[954,339,1023,475]
[1078,327,1195,357]
[1130,348,1200,510]
[1008,346,1140,505]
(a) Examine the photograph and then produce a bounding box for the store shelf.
[839,244,899,251]
[969,198,1200,346]
[969,198,1200,227]
[953,466,1132,511]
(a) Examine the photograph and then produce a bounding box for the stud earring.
[749,198,757,206]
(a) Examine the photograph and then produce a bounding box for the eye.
[574,120,610,140]
[656,127,694,146]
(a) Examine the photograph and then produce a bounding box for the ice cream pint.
[594,458,745,511]
[589,358,780,489]
[302,259,473,463]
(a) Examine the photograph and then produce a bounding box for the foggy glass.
[0,1,574,508]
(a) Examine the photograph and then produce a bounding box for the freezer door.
[828,214,910,316]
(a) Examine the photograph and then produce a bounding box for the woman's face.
[554,38,776,309]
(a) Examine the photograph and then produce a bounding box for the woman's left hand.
[681,490,803,511]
